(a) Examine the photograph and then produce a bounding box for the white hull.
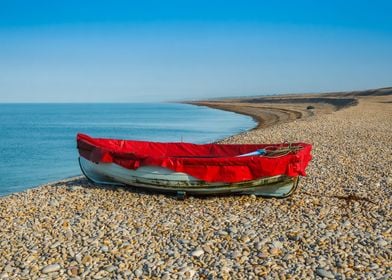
[79,157,299,198]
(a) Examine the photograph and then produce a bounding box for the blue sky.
[0,1,391,102]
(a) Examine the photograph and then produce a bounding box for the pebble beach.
[0,89,391,279]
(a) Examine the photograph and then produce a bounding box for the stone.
[270,247,281,256]
[42,264,61,274]
[377,239,388,247]
[82,255,92,265]
[104,265,116,272]
[287,232,300,241]
[241,235,250,243]
[67,266,78,276]
[191,248,204,257]
[3,265,13,273]
[315,268,334,279]
[272,241,283,249]
[342,220,351,228]
[319,222,327,229]
[68,186,83,191]
[254,242,262,250]
[184,269,196,278]
[65,229,73,239]
[49,199,59,207]
[134,269,143,277]
[202,244,213,254]
[232,251,241,259]
[228,226,238,234]
[50,241,61,249]
[100,245,109,252]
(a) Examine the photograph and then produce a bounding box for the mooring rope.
[262,144,303,158]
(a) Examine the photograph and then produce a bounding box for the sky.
[0,1,391,102]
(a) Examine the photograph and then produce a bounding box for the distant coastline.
[184,86,391,131]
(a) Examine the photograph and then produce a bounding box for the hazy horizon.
[1,1,391,102]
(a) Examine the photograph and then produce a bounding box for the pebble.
[68,266,78,276]
[370,263,379,270]
[287,232,300,241]
[104,265,116,272]
[134,269,143,277]
[65,229,73,239]
[50,241,61,249]
[49,199,59,207]
[315,268,335,279]
[228,226,238,234]
[319,222,327,229]
[377,239,388,247]
[68,186,83,191]
[100,245,109,252]
[42,264,61,274]
[232,251,241,259]
[241,235,250,243]
[342,220,351,228]
[184,269,196,278]
[272,241,283,249]
[82,255,92,265]
[270,247,281,256]
[3,265,13,273]
[191,248,204,257]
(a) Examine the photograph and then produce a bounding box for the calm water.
[0,103,255,196]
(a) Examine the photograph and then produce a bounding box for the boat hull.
[79,157,299,198]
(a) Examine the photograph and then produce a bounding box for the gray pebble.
[104,265,116,272]
[316,268,335,279]
[191,248,204,257]
[42,264,61,274]
[134,269,143,277]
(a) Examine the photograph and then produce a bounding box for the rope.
[262,144,303,158]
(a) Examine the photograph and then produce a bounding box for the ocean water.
[0,103,255,196]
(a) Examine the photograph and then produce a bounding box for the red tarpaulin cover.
[77,133,312,183]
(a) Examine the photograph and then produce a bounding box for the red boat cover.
[77,133,312,183]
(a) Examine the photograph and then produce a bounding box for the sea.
[0,103,256,196]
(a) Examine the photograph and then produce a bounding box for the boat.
[77,133,312,198]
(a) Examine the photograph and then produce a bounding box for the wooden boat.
[77,133,312,198]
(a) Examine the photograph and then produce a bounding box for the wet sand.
[0,87,391,279]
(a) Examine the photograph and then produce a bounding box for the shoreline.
[3,86,389,197]
[0,90,360,199]
[184,86,391,133]
[184,92,360,131]
[1,87,391,279]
